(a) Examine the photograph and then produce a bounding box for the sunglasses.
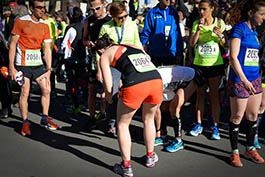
[117,14,128,20]
[90,5,102,11]
[35,6,46,10]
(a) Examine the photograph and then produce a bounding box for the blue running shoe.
[113,163,133,177]
[165,140,184,153]
[254,134,261,149]
[211,126,221,140]
[154,136,169,146]
[190,123,203,136]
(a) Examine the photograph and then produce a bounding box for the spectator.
[62,7,87,114]
[82,0,111,131]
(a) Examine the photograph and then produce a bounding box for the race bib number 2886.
[128,53,156,72]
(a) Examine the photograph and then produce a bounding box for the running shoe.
[66,105,81,114]
[190,123,203,136]
[113,163,133,177]
[154,136,169,146]
[21,122,31,136]
[211,126,221,140]
[106,127,116,137]
[254,134,261,149]
[146,152,159,168]
[95,112,106,120]
[165,140,184,153]
[230,152,243,167]
[40,117,59,130]
[244,149,265,164]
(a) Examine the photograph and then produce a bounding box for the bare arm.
[43,41,52,70]
[100,50,114,104]
[189,18,203,47]
[8,35,19,81]
[83,19,89,46]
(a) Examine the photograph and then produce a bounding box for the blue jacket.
[140,4,184,57]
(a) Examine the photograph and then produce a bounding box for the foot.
[40,117,59,130]
[190,123,203,136]
[165,140,184,153]
[211,126,221,140]
[244,149,264,164]
[231,152,243,167]
[21,121,31,136]
[113,163,133,177]
[154,136,169,146]
[146,152,159,168]
[254,134,261,149]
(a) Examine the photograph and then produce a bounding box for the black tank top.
[113,45,161,88]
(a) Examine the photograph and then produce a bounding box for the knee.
[230,115,243,124]
[20,90,29,98]
[246,112,258,121]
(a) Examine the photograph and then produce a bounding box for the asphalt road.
[0,82,264,177]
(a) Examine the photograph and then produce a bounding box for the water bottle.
[16,71,25,86]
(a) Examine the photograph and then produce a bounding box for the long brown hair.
[229,0,265,26]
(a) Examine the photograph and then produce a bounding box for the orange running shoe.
[21,122,31,136]
[40,117,59,130]
[244,149,265,164]
[231,153,243,167]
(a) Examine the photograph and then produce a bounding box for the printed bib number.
[128,53,156,72]
[198,43,219,57]
[244,48,259,66]
[25,49,42,66]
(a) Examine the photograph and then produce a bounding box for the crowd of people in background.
[0,0,265,176]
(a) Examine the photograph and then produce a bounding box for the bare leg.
[87,83,98,118]
[19,77,31,120]
[36,72,51,115]
[116,99,137,161]
[208,75,222,126]
[142,102,159,153]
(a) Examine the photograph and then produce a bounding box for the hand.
[8,66,18,81]
[88,41,95,48]
[213,26,222,39]
[197,18,205,31]
[96,70,103,83]
[242,80,256,95]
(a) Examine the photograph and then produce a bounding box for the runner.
[156,65,195,152]
[227,0,265,167]
[8,0,59,136]
[83,0,111,130]
[189,0,226,140]
[95,34,162,177]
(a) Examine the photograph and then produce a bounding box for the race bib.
[244,48,259,66]
[128,53,156,72]
[198,43,219,58]
[165,26,171,40]
[25,49,42,66]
